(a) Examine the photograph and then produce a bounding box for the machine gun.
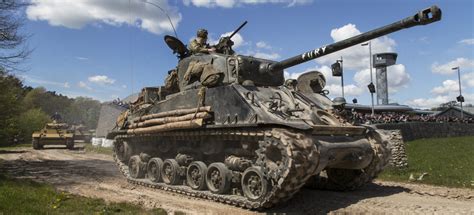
[214,21,248,55]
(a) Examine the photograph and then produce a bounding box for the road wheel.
[241,166,270,201]
[186,161,207,190]
[206,162,231,194]
[115,140,134,162]
[161,159,181,185]
[147,158,163,182]
[129,155,146,179]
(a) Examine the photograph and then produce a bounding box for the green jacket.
[188,39,210,54]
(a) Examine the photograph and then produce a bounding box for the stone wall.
[382,129,408,168]
[375,122,474,142]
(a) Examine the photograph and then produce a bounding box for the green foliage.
[16,108,50,141]
[0,71,101,146]
[23,87,73,116]
[64,97,101,128]
[0,71,27,145]
[379,136,474,189]
[0,173,167,214]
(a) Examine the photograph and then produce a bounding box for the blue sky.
[18,0,473,109]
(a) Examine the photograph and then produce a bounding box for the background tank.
[107,6,441,209]
[32,121,75,150]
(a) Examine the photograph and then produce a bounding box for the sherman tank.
[32,121,75,150]
[107,6,441,209]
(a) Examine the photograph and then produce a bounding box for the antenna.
[142,0,179,39]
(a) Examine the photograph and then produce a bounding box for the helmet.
[332,97,347,106]
[197,29,208,38]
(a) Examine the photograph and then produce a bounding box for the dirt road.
[1,145,473,214]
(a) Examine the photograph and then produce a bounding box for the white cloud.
[220,32,244,48]
[253,52,280,60]
[88,75,115,85]
[406,93,474,109]
[406,95,451,109]
[208,32,245,49]
[316,23,397,71]
[458,38,474,45]
[431,58,474,75]
[183,0,312,8]
[78,81,93,91]
[431,80,459,95]
[18,74,70,88]
[256,41,271,49]
[464,72,474,87]
[27,0,182,35]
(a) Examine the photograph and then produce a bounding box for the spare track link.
[113,128,319,210]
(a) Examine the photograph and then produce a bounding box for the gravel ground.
[1,144,473,214]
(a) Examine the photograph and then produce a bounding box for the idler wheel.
[206,162,231,194]
[161,159,181,185]
[129,155,145,179]
[241,166,269,201]
[115,140,133,162]
[147,158,164,182]
[186,161,208,190]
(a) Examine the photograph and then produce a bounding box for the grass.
[0,173,167,215]
[83,143,114,155]
[379,136,474,189]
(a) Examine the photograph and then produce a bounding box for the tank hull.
[32,126,75,150]
[108,85,390,209]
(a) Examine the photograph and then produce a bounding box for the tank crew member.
[51,112,62,122]
[188,29,215,54]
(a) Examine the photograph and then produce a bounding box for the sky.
[16,0,474,109]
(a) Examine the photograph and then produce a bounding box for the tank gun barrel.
[261,5,441,73]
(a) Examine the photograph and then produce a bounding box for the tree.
[0,68,26,145]
[0,1,30,71]
[16,108,50,142]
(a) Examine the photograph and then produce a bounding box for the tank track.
[306,128,391,191]
[113,128,319,209]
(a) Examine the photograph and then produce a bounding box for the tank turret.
[164,6,440,94]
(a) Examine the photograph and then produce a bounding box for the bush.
[16,108,50,142]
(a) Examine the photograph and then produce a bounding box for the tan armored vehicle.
[32,121,75,150]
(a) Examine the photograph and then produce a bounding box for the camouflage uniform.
[188,29,213,54]
[189,39,212,54]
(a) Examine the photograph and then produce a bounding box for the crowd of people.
[341,111,473,125]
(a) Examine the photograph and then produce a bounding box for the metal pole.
[457,67,463,120]
[341,57,345,98]
[369,42,375,116]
